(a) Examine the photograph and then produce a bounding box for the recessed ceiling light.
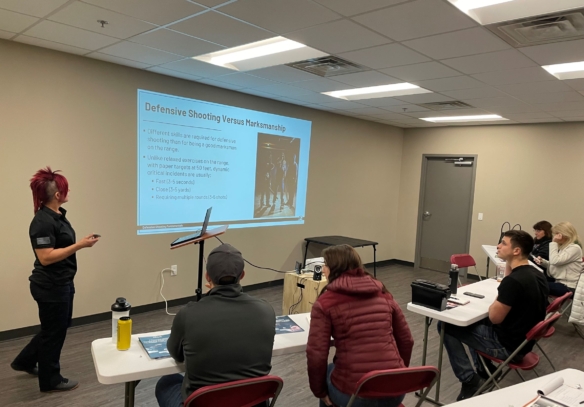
[451,0,513,13]
[421,114,508,123]
[193,36,327,71]
[448,0,584,25]
[543,61,584,80]
[322,83,432,101]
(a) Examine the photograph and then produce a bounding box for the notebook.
[138,334,171,359]
[528,377,584,407]
[275,315,304,335]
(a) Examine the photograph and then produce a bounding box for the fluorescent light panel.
[322,83,432,101]
[193,36,327,71]
[421,114,508,123]
[543,61,584,80]
[448,0,584,25]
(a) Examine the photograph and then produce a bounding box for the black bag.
[411,279,451,311]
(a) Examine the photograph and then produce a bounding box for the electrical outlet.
[171,265,178,276]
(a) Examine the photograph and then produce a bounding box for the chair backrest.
[184,375,283,407]
[526,313,561,342]
[546,291,573,314]
[450,254,476,269]
[353,366,439,399]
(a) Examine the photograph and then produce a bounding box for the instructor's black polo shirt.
[29,206,77,301]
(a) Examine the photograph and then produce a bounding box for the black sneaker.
[43,378,79,392]
[456,373,485,401]
[10,362,38,376]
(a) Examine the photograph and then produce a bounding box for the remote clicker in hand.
[463,292,485,299]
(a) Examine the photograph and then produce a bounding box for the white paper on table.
[535,377,584,406]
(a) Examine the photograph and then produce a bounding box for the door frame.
[414,154,478,269]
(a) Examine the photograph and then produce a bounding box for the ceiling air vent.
[416,101,474,111]
[287,56,369,77]
[486,8,584,47]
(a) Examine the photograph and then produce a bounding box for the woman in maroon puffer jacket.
[306,245,414,407]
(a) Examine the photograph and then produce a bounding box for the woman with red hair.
[11,167,99,393]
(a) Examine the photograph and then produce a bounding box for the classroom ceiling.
[2,0,584,128]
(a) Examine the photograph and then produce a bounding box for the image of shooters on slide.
[254,134,299,219]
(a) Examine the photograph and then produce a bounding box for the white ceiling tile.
[379,62,461,81]
[211,72,277,88]
[169,11,272,48]
[147,66,203,81]
[356,97,408,107]
[130,29,223,57]
[440,49,538,75]
[384,104,430,113]
[21,20,119,50]
[353,0,476,41]
[552,110,584,118]
[0,29,15,39]
[496,81,574,96]
[0,8,37,33]
[196,78,246,90]
[313,0,408,17]
[88,52,151,68]
[461,96,529,108]
[285,19,390,54]
[403,28,510,60]
[0,0,69,18]
[160,58,234,77]
[15,35,90,55]
[81,0,205,26]
[517,92,584,105]
[519,39,584,66]
[319,100,369,109]
[49,2,157,40]
[250,83,314,97]
[289,78,354,92]
[339,43,430,69]
[403,108,490,118]
[346,107,395,115]
[441,87,507,100]
[331,71,400,87]
[564,79,584,92]
[247,65,318,83]
[471,67,555,86]
[484,104,545,114]
[503,112,553,120]
[530,101,584,112]
[414,76,484,92]
[517,118,563,123]
[99,41,183,65]
[366,112,412,120]
[393,93,455,104]
[218,0,340,33]
[287,92,338,104]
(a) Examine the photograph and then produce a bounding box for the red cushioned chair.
[450,254,482,284]
[346,366,439,407]
[533,292,573,371]
[473,313,561,396]
[184,375,283,407]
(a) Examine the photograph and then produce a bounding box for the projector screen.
[137,89,312,235]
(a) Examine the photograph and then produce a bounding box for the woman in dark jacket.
[306,245,414,407]
[530,220,553,281]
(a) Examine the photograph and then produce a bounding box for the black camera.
[313,265,322,281]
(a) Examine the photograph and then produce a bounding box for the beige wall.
[397,123,584,275]
[0,40,404,332]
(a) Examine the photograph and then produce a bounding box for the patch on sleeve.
[36,237,51,245]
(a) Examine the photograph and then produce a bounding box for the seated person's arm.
[390,299,414,366]
[167,310,186,363]
[549,242,582,266]
[488,299,511,324]
[306,302,332,399]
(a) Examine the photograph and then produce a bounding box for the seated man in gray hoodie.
[155,244,276,407]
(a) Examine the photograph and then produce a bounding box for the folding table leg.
[124,380,140,407]
[415,318,444,406]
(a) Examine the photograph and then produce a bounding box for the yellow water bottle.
[117,316,132,351]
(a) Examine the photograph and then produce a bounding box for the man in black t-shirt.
[439,230,548,401]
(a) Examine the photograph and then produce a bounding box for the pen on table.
[522,395,539,407]
[579,400,584,404]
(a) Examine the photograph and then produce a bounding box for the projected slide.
[137,89,311,235]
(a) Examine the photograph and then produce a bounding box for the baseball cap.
[206,244,245,284]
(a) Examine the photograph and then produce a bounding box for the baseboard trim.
[0,279,284,342]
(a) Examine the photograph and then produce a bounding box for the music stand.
[170,225,228,301]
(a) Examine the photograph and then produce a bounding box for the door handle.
[423,211,431,219]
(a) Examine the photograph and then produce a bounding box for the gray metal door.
[416,156,476,273]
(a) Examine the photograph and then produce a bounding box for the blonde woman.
[536,222,583,296]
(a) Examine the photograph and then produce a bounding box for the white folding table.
[91,313,311,407]
[444,368,584,406]
[482,244,543,277]
[407,278,500,405]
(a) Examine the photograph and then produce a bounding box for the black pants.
[13,286,74,391]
